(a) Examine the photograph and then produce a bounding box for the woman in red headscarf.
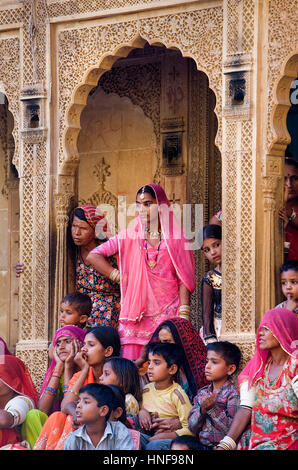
[68,205,121,328]
[216,308,298,451]
[0,355,38,447]
[87,184,196,361]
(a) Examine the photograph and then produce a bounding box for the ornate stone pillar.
[260,165,283,316]
[52,180,76,335]
[15,0,50,389]
[220,0,257,365]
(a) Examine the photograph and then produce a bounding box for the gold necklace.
[144,239,161,269]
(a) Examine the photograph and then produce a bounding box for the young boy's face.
[147,352,176,383]
[281,269,298,301]
[76,391,108,424]
[60,301,86,327]
[205,350,234,383]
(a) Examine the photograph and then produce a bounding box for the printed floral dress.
[76,254,121,328]
[238,356,298,450]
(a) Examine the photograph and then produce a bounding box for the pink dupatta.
[117,184,195,323]
[238,308,298,388]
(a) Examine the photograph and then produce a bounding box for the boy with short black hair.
[139,342,193,450]
[63,383,134,450]
[187,341,241,450]
[170,434,201,451]
[60,292,92,328]
[275,260,298,314]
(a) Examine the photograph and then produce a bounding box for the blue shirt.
[63,421,134,450]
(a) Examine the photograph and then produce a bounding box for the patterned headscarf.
[71,204,111,239]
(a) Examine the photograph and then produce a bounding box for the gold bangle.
[109,268,120,283]
[69,389,79,398]
[178,304,190,311]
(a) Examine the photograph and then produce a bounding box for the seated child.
[170,435,202,451]
[100,357,141,416]
[63,383,134,450]
[188,341,241,450]
[107,385,141,450]
[274,260,298,314]
[139,342,193,450]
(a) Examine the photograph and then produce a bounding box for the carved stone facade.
[0,0,296,388]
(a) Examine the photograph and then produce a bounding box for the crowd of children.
[1,182,297,451]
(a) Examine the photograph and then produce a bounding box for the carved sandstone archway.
[54,33,222,330]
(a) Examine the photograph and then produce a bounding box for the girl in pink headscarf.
[216,308,298,451]
[38,326,86,416]
[87,184,195,360]
[70,205,121,328]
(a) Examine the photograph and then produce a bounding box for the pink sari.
[91,184,195,360]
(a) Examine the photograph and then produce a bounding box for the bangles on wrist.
[178,304,190,319]
[109,268,120,283]
[45,386,58,395]
[217,436,237,450]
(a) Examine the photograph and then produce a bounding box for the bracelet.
[217,436,237,450]
[52,373,61,379]
[178,305,190,320]
[178,305,190,312]
[109,268,120,283]
[63,385,68,394]
[69,388,79,398]
[45,386,58,395]
[179,313,190,320]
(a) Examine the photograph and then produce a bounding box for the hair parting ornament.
[140,186,146,200]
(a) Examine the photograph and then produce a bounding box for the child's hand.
[151,416,181,433]
[200,392,217,414]
[139,409,152,431]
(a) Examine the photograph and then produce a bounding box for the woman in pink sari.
[216,308,298,451]
[87,184,196,360]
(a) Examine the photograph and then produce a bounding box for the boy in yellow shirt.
[139,342,193,450]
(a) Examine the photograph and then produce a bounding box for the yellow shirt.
[141,381,193,436]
